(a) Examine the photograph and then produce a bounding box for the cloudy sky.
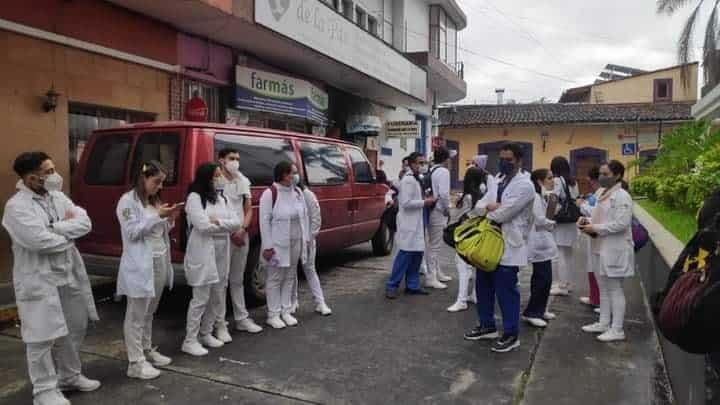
[454,0,703,104]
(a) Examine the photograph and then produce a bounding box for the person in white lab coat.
[521,169,559,328]
[424,147,454,289]
[463,143,535,353]
[579,160,634,342]
[2,152,100,405]
[291,182,332,316]
[182,163,242,356]
[385,152,437,299]
[577,166,602,309]
[447,166,497,312]
[116,161,182,380]
[216,148,263,335]
[259,161,310,329]
[550,156,580,296]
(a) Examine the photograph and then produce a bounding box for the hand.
[158,204,175,218]
[576,198,586,206]
[580,224,597,235]
[424,196,438,207]
[232,229,247,242]
[262,248,275,261]
[209,216,220,225]
[486,202,500,212]
[63,209,76,220]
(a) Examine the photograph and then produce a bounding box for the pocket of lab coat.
[14,272,49,300]
[603,248,631,276]
[504,224,523,248]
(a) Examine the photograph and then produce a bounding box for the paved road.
[0,242,670,404]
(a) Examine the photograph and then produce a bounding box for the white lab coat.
[591,186,635,278]
[395,174,425,252]
[184,192,241,287]
[553,177,580,247]
[528,193,558,263]
[488,171,535,267]
[1,181,98,343]
[259,183,310,268]
[116,190,174,298]
[430,165,451,218]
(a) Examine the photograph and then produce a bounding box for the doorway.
[570,147,607,195]
[445,140,460,189]
[478,141,533,175]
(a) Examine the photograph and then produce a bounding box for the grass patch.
[637,199,696,243]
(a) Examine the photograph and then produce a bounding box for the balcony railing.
[455,61,464,80]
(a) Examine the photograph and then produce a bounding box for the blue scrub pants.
[386,250,423,292]
[475,265,520,337]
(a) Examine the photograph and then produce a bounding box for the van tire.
[245,241,267,305]
[371,219,394,256]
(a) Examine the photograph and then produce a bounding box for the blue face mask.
[292,174,301,186]
[498,159,515,176]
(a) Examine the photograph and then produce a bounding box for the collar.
[598,183,622,202]
[16,179,48,200]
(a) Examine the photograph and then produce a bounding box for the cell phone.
[174,202,185,208]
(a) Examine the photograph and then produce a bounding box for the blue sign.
[622,143,636,156]
[234,87,327,125]
[381,147,393,156]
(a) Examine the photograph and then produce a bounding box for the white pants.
[597,271,626,332]
[556,245,574,286]
[185,238,229,343]
[124,255,170,363]
[266,238,303,317]
[425,210,447,282]
[293,239,326,308]
[227,238,250,322]
[26,284,88,395]
[454,254,475,303]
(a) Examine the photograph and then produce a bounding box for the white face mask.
[224,160,240,174]
[44,172,63,192]
[419,165,429,174]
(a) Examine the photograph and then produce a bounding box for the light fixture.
[43,85,60,112]
[541,129,549,152]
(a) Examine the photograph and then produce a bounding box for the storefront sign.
[255,0,426,100]
[234,66,328,125]
[185,95,208,121]
[347,115,382,134]
[386,120,420,138]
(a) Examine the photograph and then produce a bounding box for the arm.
[2,202,71,254]
[259,190,274,252]
[533,194,556,230]
[51,192,92,240]
[434,168,451,214]
[594,193,633,236]
[399,178,425,211]
[305,190,322,237]
[116,194,166,242]
[471,175,498,217]
[218,199,242,233]
[185,193,221,234]
[488,181,535,224]
[240,174,253,229]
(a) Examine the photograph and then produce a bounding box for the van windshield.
[214,134,295,186]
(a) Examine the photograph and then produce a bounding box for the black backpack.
[554,178,581,223]
[422,166,441,210]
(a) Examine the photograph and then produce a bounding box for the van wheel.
[372,220,394,256]
[245,242,267,305]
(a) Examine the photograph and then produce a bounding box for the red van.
[71,121,394,301]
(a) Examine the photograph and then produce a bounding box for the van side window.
[347,148,374,183]
[131,132,180,185]
[84,134,132,185]
[215,134,295,186]
[300,142,348,186]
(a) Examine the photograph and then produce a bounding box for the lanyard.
[34,196,60,224]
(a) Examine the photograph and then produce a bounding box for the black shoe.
[385,290,399,299]
[464,326,499,341]
[491,335,520,353]
[404,288,430,295]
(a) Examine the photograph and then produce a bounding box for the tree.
[658,0,720,87]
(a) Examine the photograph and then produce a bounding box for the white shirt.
[144,205,167,257]
[430,165,451,216]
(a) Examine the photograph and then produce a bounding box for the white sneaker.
[181,341,209,357]
[315,302,332,316]
[594,307,601,314]
[579,296,593,306]
[447,301,468,312]
[597,329,626,342]
[33,390,70,405]
[127,360,161,380]
[290,301,299,314]
[550,286,569,296]
[582,322,609,334]
[543,312,557,321]
[266,316,286,329]
[236,318,263,333]
[199,334,224,348]
[145,349,172,367]
[438,272,453,282]
[425,279,448,289]
[522,316,548,328]
[281,312,299,326]
[467,294,477,304]
[214,323,233,343]
[58,374,101,392]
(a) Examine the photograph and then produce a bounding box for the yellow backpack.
[454,217,505,272]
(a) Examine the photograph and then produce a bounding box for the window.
[300,142,348,186]
[342,0,353,19]
[429,5,460,72]
[183,80,221,122]
[347,148,374,183]
[131,132,181,185]
[84,134,133,185]
[332,0,340,11]
[654,78,673,103]
[368,15,378,37]
[355,6,367,29]
[639,149,658,173]
[214,134,295,186]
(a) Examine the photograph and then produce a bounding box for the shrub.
[687,144,720,212]
[630,176,658,200]
[655,174,690,210]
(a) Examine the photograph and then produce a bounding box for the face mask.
[224,160,240,174]
[44,173,63,192]
[292,174,301,186]
[598,175,616,189]
[498,159,514,176]
[419,165,429,174]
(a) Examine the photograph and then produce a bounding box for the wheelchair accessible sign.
[621,143,636,156]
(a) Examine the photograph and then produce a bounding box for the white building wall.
[404,0,429,52]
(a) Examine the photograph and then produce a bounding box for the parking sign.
[622,143,636,156]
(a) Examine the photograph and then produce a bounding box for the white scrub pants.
[454,254,476,304]
[185,238,230,343]
[556,245,574,287]
[425,210,448,283]
[227,237,250,322]
[26,284,88,395]
[293,239,326,308]
[596,259,627,332]
[123,255,170,363]
[266,238,303,317]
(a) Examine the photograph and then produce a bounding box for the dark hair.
[407,152,423,164]
[187,162,220,209]
[531,168,551,195]
[376,170,388,185]
[13,151,50,177]
[459,167,487,208]
[605,160,625,179]
[274,161,294,183]
[134,160,168,207]
[550,156,576,187]
[402,157,409,165]
[218,148,239,159]
[501,143,524,160]
[588,165,600,181]
[433,146,450,164]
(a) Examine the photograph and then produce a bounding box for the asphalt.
[0,242,671,405]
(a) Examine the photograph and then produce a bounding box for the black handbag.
[554,179,581,223]
[443,213,468,247]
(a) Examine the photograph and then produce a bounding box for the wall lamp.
[43,85,60,112]
[541,129,549,152]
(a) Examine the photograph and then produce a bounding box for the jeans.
[386,250,423,292]
[476,265,520,336]
[523,260,552,318]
